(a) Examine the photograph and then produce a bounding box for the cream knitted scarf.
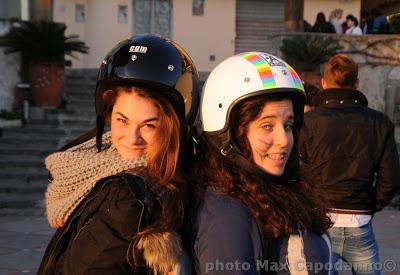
[45,131,147,228]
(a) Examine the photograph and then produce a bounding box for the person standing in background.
[360,10,373,34]
[372,9,390,34]
[345,15,363,35]
[329,9,344,34]
[299,54,400,275]
[312,12,336,33]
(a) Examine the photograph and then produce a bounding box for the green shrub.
[280,35,342,72]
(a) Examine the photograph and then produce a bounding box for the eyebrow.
[115,112,159,123]
[258,115,295,121]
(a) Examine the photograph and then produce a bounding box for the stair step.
[58,113,95,122]
[0,137,59,147]
[64,81,96,89]
[66,101,94,112]
[0,206,46,217]
[0,155,45,164]
[25,120,59,129]
[67,98,94,106]
[0,181,46,194]
[65,92,93,101]
[1,165,47,174]
[0,161,45,171]
[0,131,65,140]
[0,193,45,209]
[61,119,95,129]
[0,177,47,186]
[0,147,54,156]
[0,127,65,136]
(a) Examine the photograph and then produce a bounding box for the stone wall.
[0,20,20,112]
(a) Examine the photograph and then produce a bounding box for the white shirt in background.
[330,18,343,34]
[345,26,363,35]
[329,212,372,227]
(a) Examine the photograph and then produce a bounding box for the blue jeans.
[329,222,380,275]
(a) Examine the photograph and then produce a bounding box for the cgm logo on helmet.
[129,46,148,54]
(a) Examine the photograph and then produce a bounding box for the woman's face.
[111,91,160,160]
[246,99,294,176]
[347,19,354,27]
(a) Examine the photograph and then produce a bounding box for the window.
[75,4,85,23]
[192,0,204,16]
[118,5,128,24]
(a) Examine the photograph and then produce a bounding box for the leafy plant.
[0,110,23,120]
[280,35,343,72]
[0,20,89,65]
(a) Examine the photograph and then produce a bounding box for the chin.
[120,151,144,160]
[268,170,284,176]
[261,166,285,176]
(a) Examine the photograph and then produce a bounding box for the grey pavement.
[0,208,399,274]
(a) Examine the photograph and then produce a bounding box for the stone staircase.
[0,69,98,216]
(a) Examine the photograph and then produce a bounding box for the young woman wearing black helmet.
[38,34,199,275]
[192,52,332,274]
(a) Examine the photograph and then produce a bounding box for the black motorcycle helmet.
[94,34,200,151]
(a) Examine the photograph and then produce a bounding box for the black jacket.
[38,173,158,275]
[299,88,400,213]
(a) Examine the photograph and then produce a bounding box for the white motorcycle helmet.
[200,52,305,179]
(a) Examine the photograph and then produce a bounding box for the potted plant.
[0,20,89,107]
[0,110,23,128]
[280,34,342,88]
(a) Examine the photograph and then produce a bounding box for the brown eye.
[117,118,127,124]
[143,124,156,129]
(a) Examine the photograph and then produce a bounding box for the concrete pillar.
[284,0,304,32]
[29,0,52,21]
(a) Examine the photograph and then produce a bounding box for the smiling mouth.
[265,153,286,160]
[263,153,287,161]
[123,145,145,151]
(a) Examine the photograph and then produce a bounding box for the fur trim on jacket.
[136,231,184,274]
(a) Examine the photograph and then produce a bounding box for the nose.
[126,126,144,145]
[274,125,291,148]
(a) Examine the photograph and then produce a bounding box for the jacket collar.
[316,88,368,107]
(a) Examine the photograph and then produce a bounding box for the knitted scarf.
[45,131,147,228]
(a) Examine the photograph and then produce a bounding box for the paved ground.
[0,208,399,274]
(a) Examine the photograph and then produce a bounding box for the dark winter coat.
[299,88,400,213]
[38,172,185,275]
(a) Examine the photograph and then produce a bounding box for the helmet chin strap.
[206,133,290,184]
[96,116,105,152]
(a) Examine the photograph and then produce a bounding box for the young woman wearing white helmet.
[192,52,332,274]
[38,34,199,275]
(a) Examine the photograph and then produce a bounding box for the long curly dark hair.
[193,94,331,237]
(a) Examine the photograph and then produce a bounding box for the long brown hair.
[194,94,331,237]
[102,86,191,233]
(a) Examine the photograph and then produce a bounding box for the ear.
[321,78,327,89]
[355,79,359,89]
